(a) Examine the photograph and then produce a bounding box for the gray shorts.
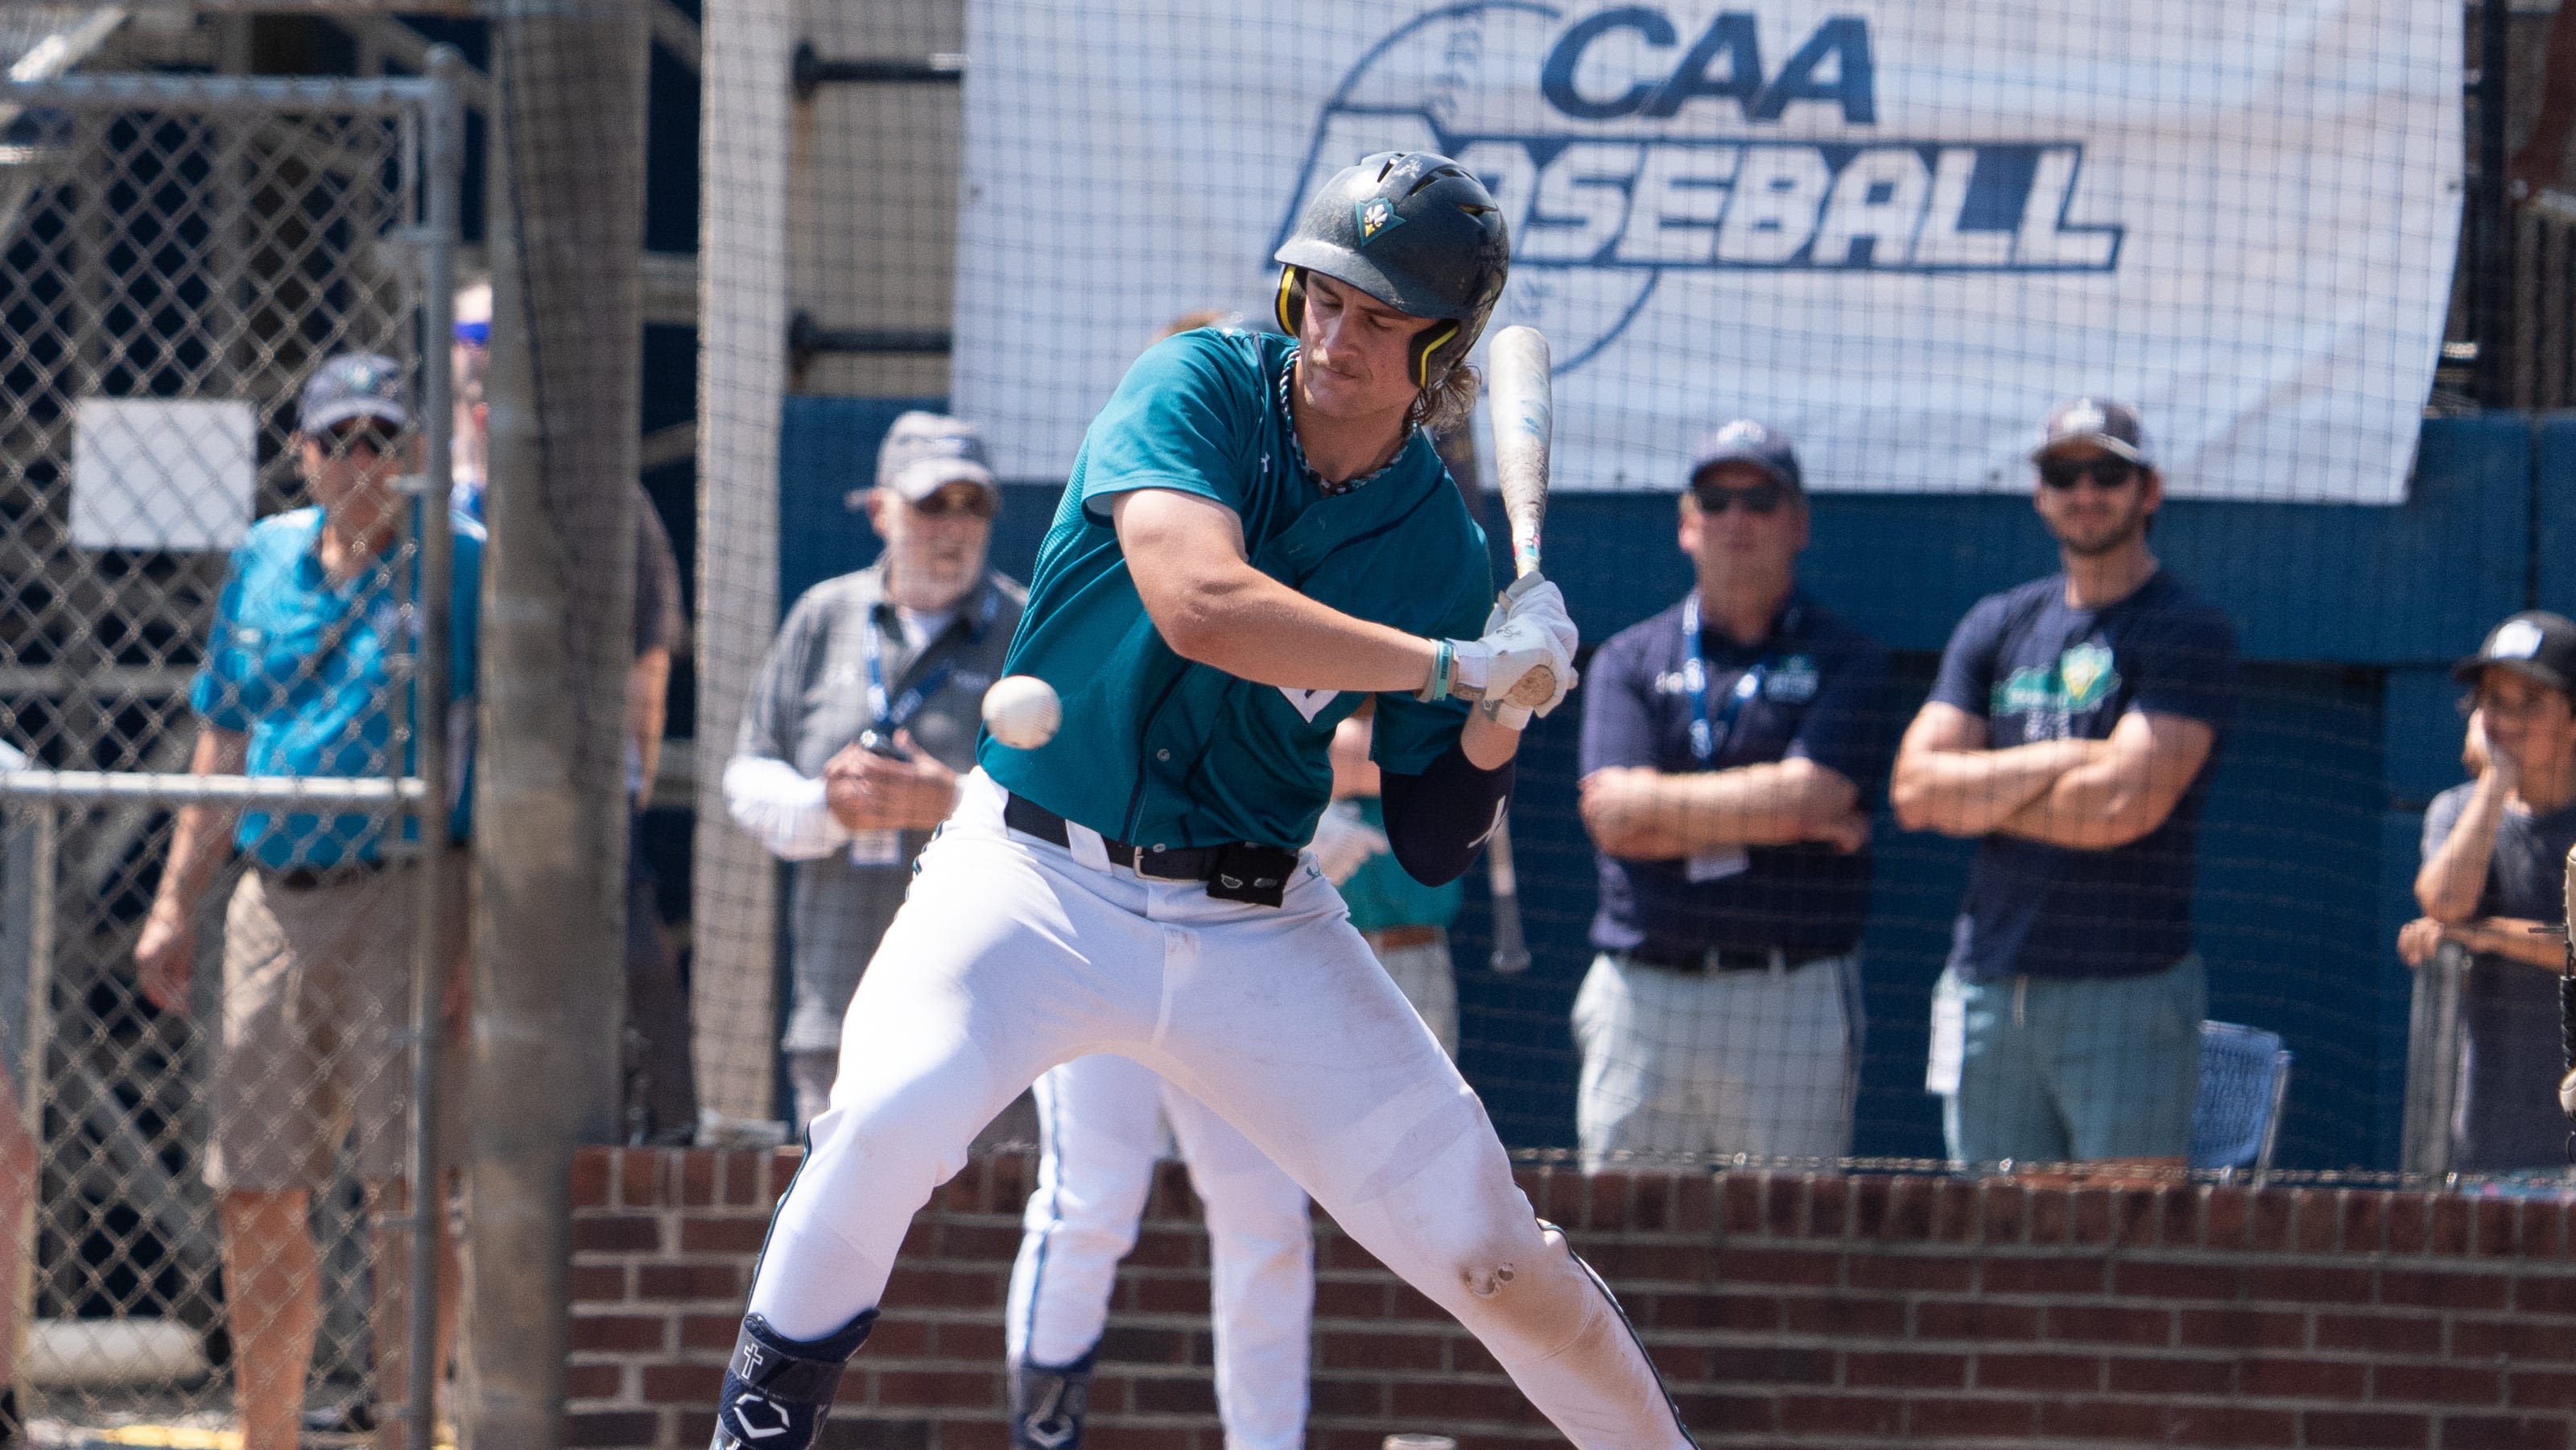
[1573,949,1862,1165]
[205,855,466,1193]
[1935,953,2206,1165]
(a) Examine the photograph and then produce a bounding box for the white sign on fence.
[956,1,2462,502]
[71,398,256,551]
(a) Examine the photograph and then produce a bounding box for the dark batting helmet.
[1273,151,1511,390]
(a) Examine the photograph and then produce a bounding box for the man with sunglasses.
[135,353,483,1449]
[722,411,1025,1130]
[1575,420,1890,1167]
[1892,399,2237,1171]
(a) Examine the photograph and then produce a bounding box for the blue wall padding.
[777,398,2550,1168]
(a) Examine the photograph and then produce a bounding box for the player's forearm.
[155,728,247,911]
[1588,761,1852,858]
[1890,738,2095,837]
[1150,560,1440,693]
[2417,774,2510,922]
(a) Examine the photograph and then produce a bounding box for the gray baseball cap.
[877,411,997,501]
[1688,419,1802,492]
[2032,396,2151,466]
[299,353,410,433]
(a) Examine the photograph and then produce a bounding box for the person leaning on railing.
[2397,612,2576,1173]
[131,354,483,1450]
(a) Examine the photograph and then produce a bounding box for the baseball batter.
[708,151,1692,1450]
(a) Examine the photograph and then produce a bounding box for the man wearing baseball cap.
[1576,419,1891,1165]
[135,353,484,1448]
[1893,398,2239,1171]
[2399,611,2576,1168]
[722,411,1026,1128]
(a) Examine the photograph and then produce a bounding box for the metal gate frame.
[0,50,463,1450]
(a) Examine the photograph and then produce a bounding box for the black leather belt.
[1622,942,1844,974]
[264,859,392,891]
[1003,794,1299,905]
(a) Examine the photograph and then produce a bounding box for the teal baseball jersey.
[980,327,1492,851]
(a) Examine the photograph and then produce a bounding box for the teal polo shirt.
[1340,797,1462,932]
[190,506,484,870]
[981,328,1492,850]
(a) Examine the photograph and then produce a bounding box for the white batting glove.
[1483,575,1579,663]
[1308,799,1389,885]
[1451,615,1578,730]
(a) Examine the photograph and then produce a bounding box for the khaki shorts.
[204,853,467,1193]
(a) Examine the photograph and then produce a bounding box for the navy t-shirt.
[1581,593,1894,955]
[1929,569,2237,982]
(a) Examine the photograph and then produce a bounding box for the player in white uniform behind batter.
[708,151,1694,1450]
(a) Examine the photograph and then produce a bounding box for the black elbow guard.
[1377,745,1516,887]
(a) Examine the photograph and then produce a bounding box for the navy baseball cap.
[1687,419,1802,492]
[2033,397,2151,467]
[2454,611,2576,694]
[876,412,998,502]
[299,353,409,433]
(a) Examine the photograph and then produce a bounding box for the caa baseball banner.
[953,2,2460,503]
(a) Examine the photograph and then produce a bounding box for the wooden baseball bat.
[1483,325,1556,709]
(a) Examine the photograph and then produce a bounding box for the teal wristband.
[1418,638,1455,703]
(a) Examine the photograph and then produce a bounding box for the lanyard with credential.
[1680,594,1775,766]
[859,587,994,736]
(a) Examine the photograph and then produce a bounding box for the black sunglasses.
[1689,480,1790,516]
[910,489,997,520]
[2037,456,2140,490]
[320,419,403,457]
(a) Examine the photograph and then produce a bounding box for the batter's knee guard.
[709,1309,877,1450]
[1008,1349,1095,1450]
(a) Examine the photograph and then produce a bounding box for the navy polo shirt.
[1928,568,2236,982]
[1581,592,1893,956]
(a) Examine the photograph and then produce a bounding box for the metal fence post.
[402,45,466,1450]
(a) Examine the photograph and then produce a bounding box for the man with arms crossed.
[1892,399,2236,1171]
[708,151,1690,1450]
[1576,421,1887,1166]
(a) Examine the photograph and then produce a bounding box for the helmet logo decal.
[1355,196,1405,246]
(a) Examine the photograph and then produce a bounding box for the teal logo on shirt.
[1765,655,1820,704]
[1355,196,1404,246]
[1993,640,2120,717]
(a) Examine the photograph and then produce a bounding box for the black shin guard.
[1008,1349,1096,1450]
[709,1309,877,1450]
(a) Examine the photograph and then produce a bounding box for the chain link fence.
[0,61,462,1444]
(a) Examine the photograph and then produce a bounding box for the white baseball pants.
[1010,1055,1314,1450]
[746,772,1689,1450]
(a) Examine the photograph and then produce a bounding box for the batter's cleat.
[709,1308,877,1450]
[1008,1350,1096,1450]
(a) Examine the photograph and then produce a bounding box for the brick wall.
[567,1147,2576,1449]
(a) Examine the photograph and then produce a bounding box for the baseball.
[982,674,1062,750]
